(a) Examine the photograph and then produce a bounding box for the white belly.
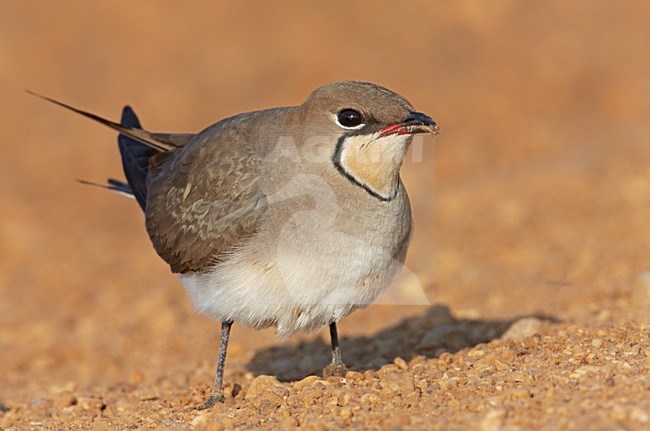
[180,221,404,338]
[180,173,410,338]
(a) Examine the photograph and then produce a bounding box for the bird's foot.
[322,363,348,378]
[196,392,225,410]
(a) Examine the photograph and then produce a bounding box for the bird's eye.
[336,109,365,129]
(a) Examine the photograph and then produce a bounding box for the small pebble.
[394,357,408,370]
[293,375,322,392]
[501,317,544,341]
[245,375,287,400]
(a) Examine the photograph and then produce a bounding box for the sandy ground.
[1,1,649,430]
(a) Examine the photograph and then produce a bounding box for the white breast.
[179,174,408,338]
[180,235,402,338]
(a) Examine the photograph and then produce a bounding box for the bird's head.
[296,81,439,201]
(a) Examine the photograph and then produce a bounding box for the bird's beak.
[378,112,440,138]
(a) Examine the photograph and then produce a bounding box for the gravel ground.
[1,2,649,430]
[2,318,648,430]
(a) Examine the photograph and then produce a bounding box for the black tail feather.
[77,178,134,198]
[107,178,133,193]
[118,106,153,210]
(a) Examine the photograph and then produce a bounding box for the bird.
[31,81,439,408]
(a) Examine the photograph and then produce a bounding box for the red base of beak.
[378,123,413,137]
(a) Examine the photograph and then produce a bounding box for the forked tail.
[29,91,183,210]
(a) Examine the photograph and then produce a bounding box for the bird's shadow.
[247,304,557,382]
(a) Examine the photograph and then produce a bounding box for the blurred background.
[1,0,649,399]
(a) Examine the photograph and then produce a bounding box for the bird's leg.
[198,320,233,409]
[323,321,348,377]
[329,321,343,366]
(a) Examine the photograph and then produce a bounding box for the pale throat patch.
[335,133,409,200]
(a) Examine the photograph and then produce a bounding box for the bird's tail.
[116,105,156,210]
[76,178,135,198]
[28,91,177,210]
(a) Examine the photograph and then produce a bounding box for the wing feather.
[144,120,269,273]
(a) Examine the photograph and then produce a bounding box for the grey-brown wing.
[151,133,196,148]
[144,134,267,274]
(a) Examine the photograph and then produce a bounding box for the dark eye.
[336,109,365,129]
